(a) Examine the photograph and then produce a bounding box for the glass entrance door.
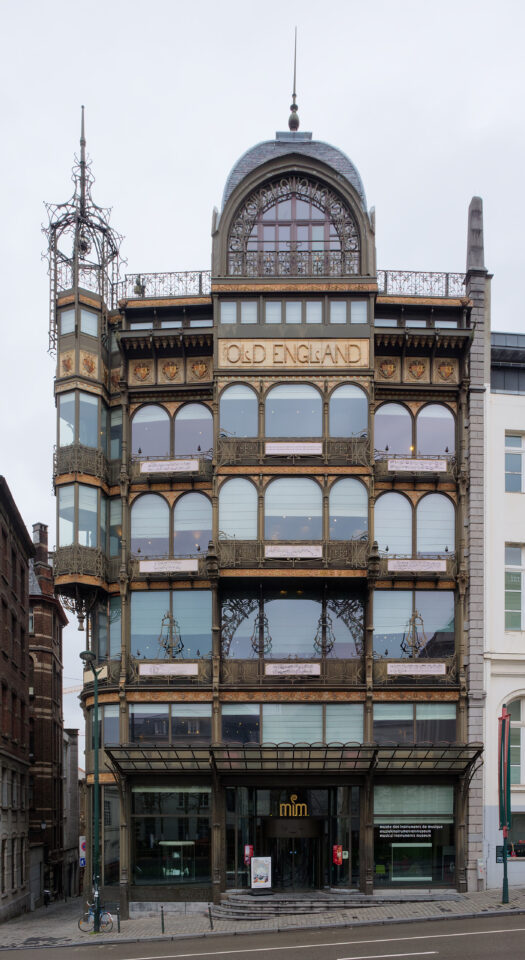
[272,837,318,889]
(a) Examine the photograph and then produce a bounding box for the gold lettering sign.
[279,794,308,817]
[218,339,369,369]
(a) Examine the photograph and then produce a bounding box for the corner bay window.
[58,483,106,549]
[373,590,455,659]
[132,786,211,886]
[130,590,212,659]
[221,587,364,659]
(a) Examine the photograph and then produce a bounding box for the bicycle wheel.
[78,913,93,932]
[100,911,113,933]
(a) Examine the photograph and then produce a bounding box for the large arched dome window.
[227,176,360,278]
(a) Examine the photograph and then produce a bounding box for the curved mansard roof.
[221,133,367,213]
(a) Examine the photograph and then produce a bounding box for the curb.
[2,904,525,952]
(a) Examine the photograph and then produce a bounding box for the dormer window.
[227,176,360,278]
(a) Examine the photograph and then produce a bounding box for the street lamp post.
[80,649,103,933]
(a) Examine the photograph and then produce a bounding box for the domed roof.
[221,132,367,213]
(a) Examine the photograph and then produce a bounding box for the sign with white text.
[386,662,447,676]
[140,459,199,474]
[139,662,199,676]
[139,559,199,573]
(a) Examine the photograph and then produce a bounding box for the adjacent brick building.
[0,477,34,921]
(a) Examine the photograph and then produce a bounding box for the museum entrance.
[264,816,322,890]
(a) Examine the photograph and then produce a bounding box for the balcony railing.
[220,658,364,686]
[114,270,211,302]
[217,539,369,570]
[130,455,213,484]
[374,455,457,482]
[377,270,465,298]
[53,545,108,581]
[54,444,109,482]
[216,437,370,468]
[227,250,360,278]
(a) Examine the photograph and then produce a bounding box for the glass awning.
[105,742,483,777]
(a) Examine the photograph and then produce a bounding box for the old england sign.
[218,338,369,369]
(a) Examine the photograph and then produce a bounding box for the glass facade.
[374,785,455,886]
[131,787,211,886]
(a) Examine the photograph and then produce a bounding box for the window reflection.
[375,403,412,455]
[173,492,211,555]
[265,384,322,437]
[132,405,170,458]
[416,404,455,455]
[265,478,322,540]
[416,494,455,555]
[329,385,368,438]
[220,384,258,437]
[375,492,412,555]
[130,494,169,556]
[329,479,368,540]
[175,403,212,456]
[373,590,454,659]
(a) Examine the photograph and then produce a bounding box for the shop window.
[325,704,364,742]
[103,786,120,885]
[131,786,211,886]
[374,403,412,456]
[132,405,170,458]
[221,704,260,743]
[130,590,212,660]
[416,404,455,455]
[373,703,456,743]
[173,492,212,556]
[374,784,455,886]
[506,435,525,492]
[172,704,212,742]
[131,494,169,557]
[505,545,524,630]
[174,403,212,456]
[329,479,368,540]
[130,703,169,742]
[264,478,322,540]
[110,408,122,460]
[265,384,322,438]
[329,384,368,438]
[220,384,258,437]
[416,494,455,555]
[373,590,455,659]
[219,478,258,540]
[375,492,412,555]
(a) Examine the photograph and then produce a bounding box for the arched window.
[265,478,322,540]
[131,494,169,557]
[132,405,170,458]
[508,699,524,784]
[417,404,455,455]
[219,479,257,539]
[173,493,212,555]
[174,403,212,456]
[416,494,455,556]
[265,384,322,438]
[220,384,258,437]
[227,176,360,277]
[329,384,368,438]
[375,403,412,456]
[375,492,412,555]
[329,479,368,540]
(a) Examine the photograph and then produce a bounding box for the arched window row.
[227,175,361,278]
[220,382,368,439]
[219,477,368,542]
[374,402,455,457]
[374,492,455,556]
[131,403,212,459]
[130,492,212,558]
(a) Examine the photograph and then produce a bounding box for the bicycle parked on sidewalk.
[78,901,113,932]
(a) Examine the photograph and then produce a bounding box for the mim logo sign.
[279,794,308,817]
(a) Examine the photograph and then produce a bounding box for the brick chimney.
[32,523,49,567]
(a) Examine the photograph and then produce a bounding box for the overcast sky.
[1,0,524,750]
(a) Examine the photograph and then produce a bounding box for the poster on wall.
[251,856,272,890]
[333,845,343,866]
[244,844,254,866]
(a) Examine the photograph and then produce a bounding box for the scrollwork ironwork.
[377,270,465,297]
[221,596,259,656]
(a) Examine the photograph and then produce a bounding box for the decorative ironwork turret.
[43,106,124,355]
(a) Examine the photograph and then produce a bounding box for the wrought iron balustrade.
[217,539,369,570]
[227,249,360,278]
[374,454,457,481]
[53,545,108,581]
[114,270,211,302]
[129,455,213,483]
[216,436,370,467]
[377,270,466,298]
[54,443,109,482]
[220,658,363,686]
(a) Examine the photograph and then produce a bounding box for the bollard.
[208,905,214,930]
[161,904,165,934]
[117,906,120,933]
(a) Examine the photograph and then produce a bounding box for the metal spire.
[79,105,86,214]
[288,28,299,132]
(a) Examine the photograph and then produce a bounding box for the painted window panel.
[131,494,169,557]
[375,493,412,555]
[173,492,211,555]
[265,384,322,437]
[220,384,258,437]
[264,478,322,540]
[416,494,455,555]
[329,478,368,540]
[174,403,212,456]
[132,405,170,458]
[329,384,368,438]
[219,479,257,540]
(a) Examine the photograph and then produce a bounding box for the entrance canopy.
[105,742,482,777]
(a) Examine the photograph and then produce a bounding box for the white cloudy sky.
[1,0,524,751]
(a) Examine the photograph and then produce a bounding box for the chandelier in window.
[250,611,273,656]
[158,611,184,658]
[313,612,336,657]
[400,610,426,658]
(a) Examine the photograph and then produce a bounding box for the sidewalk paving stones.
[1,887,525,951]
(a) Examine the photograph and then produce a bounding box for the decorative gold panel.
[403,357,429,383]
[131,360,154,384]
[158,359,184,384]
[59,350,75,377]
[218,339,370,370]
[186,357,212,382]
[433,357,459,384]
[80,351,98,379]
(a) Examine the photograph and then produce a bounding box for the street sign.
[79,857,86,868]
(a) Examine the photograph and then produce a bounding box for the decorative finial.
[288,27,299,132]
[80,105,86,214]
